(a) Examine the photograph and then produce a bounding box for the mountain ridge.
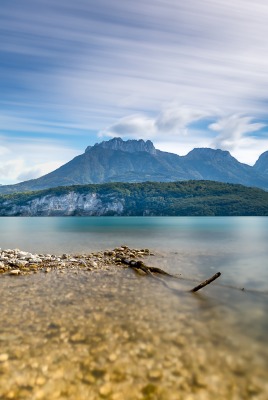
[254,151,268,176]
[1,181,268,216]
[86,137,157,155]
[0,138,268,194]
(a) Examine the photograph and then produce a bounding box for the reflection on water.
[1,265,268,400]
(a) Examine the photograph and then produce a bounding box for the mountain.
[254,151,268,176]
[0,181,268,216]
[182,148,267,187]
[85,138,157,154]
[0,137,268,194]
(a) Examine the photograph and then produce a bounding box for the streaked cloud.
[100,104,211,139]
[100,104,268,165]
[1,0,268,179]
[155,106,210,135]
[0,137,79,184]
[209,115,266,151]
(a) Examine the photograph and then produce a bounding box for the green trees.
[0,180,268,216]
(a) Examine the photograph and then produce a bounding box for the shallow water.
[1,266,268,400]
[1,216,268,290]
[0,217,268,399]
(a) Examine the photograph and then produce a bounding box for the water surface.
[1,216,267,290]
[0,217,267,399]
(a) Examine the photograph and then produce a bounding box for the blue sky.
[1,0,268,184]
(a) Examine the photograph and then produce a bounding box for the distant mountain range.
[0,137,268,194]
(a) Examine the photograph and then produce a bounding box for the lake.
[1,216,268,399]
[1,216,268,290]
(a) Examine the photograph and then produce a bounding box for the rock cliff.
[1,192,124,216]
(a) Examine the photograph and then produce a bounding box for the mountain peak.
[186,148,232,160]
[1,140,268,195]
[85,137,156,155]
[254,150,268,174]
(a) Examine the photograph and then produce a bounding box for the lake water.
[1,216,268,291]
[1,217,268,399]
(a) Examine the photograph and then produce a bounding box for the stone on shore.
[0,246,154,276]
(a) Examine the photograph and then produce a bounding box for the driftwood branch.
[190,272,221,292]
[120,258,174,277]
[120,258,221,293]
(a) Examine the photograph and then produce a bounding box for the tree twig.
[190,272,221,292]
[120,258,222,294]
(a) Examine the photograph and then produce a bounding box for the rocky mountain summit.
[85,137,157,154]
[0,138,268,194]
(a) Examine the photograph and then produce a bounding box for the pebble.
[0,245,146,276]
[99,383,112,397]
[108,353,117,362]
[148,369,163,380]
[0,353,9,362]
[36,376,46,386]
[9,269,21,276]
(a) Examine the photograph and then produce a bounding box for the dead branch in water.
[120,258,221,293]
[120,258,175,277]
[190,272,221,292]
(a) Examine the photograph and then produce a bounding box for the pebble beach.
[1,246,268,400]
[0,246,152,276]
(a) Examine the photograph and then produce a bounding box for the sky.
[1,0,268,184]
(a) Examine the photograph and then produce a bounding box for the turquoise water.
[0,216,267,291]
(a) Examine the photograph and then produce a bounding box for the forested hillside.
[0,180,267,216]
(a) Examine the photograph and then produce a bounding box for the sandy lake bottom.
[1,255,268,400]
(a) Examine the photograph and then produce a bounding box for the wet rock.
[9,269,21,276]
[36,376,46,386]
[17,251,30,258]
[148,369,163,380]
[13,260,28,267]
[99,382,112,397]
[142,383,158,397]
[29,258,42,263]
[108,353,117,362]
[0,353,9,362]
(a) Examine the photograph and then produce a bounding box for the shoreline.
[0,246,152,276]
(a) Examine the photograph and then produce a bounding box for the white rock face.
[1,191,125,216]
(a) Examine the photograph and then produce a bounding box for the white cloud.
[1,0,268,172]
[16,162,63,182]
[100,106,268,165]
[209,114,266,150]
[3,0,268,128]
[99,114,155,139]
[54,0,268,125]
[0,138,79,185]
[0,159,25,182]
[100,104,212,140]
[143,132,268,166]
[155,105,210,135]
[228,137,268,165]
[0,145,10,156]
